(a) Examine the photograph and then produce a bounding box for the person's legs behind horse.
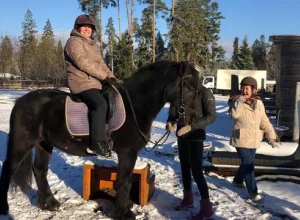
[77,88,109,156]
[178,138,194,207]
[189,140,213,220]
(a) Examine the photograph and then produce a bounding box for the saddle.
[65,85,126,136]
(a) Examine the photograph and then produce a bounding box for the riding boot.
[87,140,109,156]
[192,199,214,220]
[181,190,194,206]
[174,190,193,211]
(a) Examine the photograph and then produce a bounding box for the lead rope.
[121,85,171,151]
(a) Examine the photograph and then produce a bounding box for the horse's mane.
[125,60,180,86]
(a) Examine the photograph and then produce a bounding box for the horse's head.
[165,62,203,126]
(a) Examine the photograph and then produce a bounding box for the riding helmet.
[240,77,257,89]
[74,14,96,30]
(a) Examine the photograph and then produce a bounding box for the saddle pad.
[65,85,126,136]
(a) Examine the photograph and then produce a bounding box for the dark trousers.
[234,148,257,193]
[77,88,107,142]
[178,138,209,200]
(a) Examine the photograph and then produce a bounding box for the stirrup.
[86,147,98,156]
[86,140,113,157]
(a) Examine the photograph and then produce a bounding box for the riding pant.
[178,138,209,200]
[76,88,108,142]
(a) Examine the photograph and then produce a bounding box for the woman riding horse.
[64,14,116,156]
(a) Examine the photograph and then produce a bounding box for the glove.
[103,77,123,87]
[269,139,279,148]
[177,125,191,136]
[166,122,176,132]
[237,95,246,103]
[110,77,123,84]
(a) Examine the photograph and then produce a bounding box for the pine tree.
[155,31,165,61]
[230,37,239,69]
[252,35,268,70]
[236,36,254,70]
[138,0,168,62]
[135,41,151,68]
[203,1,225,66]
[42,19,55,44]
[134,7,152,66]
[19,9,38,79]
[136,7,152,60]
[201,1,226,77]
[114,31,135,79]
[54,40,65,86]
[35,19,56,80]
[266,43,276,80]
[135,0,168,63]
[104,17,117,72]
[169,0,207,63]
[0,35,14,75]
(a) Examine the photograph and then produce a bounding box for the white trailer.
[203,69,267,95]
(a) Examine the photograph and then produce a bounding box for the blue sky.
[0,0,299,55]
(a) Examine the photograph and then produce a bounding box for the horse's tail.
[8,133,33,193]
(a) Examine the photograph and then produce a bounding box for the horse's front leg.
[32,142,60,211]
[115,147,138,219]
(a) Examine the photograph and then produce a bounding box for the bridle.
[122,64,190,152]
[171,72,188,126]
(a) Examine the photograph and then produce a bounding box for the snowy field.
[0,90,299,220]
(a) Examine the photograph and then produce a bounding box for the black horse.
[0,61,201,218]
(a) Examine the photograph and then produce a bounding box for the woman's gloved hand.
[269,139,279,148]
[237,95,246,103]
[103,77,122,86]
[177,125,191,136]
[110,77,123,84]
[166,122,176,132]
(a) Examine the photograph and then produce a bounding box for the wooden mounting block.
[82,161,155,206]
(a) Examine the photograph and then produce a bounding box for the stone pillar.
[293,82,300,142]
[269,35,300,141]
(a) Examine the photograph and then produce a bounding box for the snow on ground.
[0,91,299,220]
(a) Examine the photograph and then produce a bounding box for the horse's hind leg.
[0,137,34,215]
[32,142,60,211]
[115,148,138,219]
[0,159,12,215]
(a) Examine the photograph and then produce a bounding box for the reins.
[120,86,170,151]
[118,75,186,152]
[113,62,196,152]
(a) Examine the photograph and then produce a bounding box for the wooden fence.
[0,79,66,89]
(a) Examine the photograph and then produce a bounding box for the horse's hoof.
[39,199,60,211]
[114,212,135,220]
[113,209,136,220]
[124,210,136,220]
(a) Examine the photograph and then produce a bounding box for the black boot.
[87,141,110,156]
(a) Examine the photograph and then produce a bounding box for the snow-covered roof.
[0,73,17,78]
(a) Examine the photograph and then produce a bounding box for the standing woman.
[166,69,216,220]
[64,14,115,156]
[228,77,278,200]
